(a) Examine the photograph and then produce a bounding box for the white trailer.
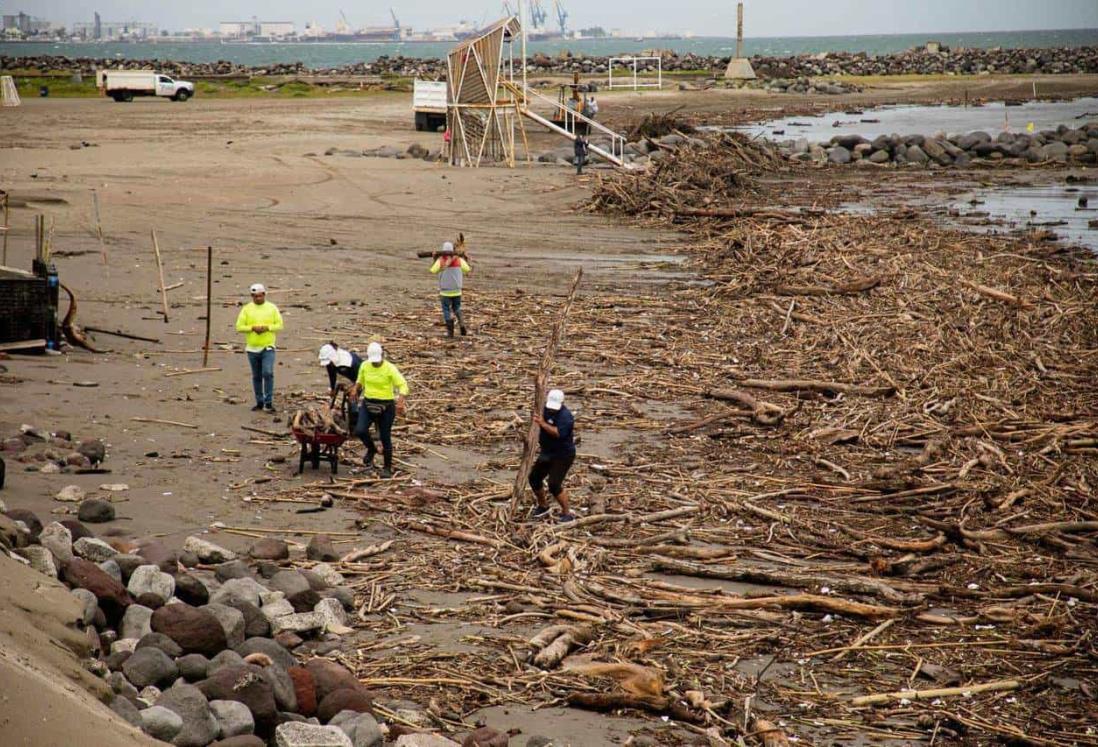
[413,79,447,131]
[95,70,195,103]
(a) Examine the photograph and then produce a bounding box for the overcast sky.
[12,0,1098,36]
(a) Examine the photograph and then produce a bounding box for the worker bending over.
[528,388,576,523]
[350,342,408,479]
[429,241,471,337]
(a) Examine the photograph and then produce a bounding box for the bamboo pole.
[851,679,1020,706]
[152,229,169,323]
[2,191,9,266]
[202,246,212,367]
[510,268,583,515]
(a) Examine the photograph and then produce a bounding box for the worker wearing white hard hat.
[528,388,577,523]
[318,342,362,398]
[350,341,409,479]
[429,237,472,338]
[235,283,284,413]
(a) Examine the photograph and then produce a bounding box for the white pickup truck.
[95,70,195,103]
[413,79,447,131]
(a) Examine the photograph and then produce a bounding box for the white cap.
[546,389,564,410]
[249,283,266,294]
[318,344,337,366]
[333,349,353,368]
[366,342,383,363]
[441,241,454,254]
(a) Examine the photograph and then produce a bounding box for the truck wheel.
[122,91,134,103]
[111,93,124,102]
[175,90,190,102]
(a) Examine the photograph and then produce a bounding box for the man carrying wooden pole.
[510,267,582,518]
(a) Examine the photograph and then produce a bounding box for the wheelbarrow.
[292,394,349,475]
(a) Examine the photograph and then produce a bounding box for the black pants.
[356,400,396,468]
[528,453,575,497]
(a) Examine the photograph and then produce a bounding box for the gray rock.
[55,484,86,503]
[210,699,256,737]
[309,564,344,588]
[72,587,98,624]
[40,522,74,564]
[72,536,120,562]
[393,736,461,747]
[275,722,353,747]
[114,553,146,580]
[137,632,184,658]
[141,705,185,742]
[827,146,852,164]
[271,611,324,635]
[921,138,950,165]
[234,637,296,672]
[120,605,155,641]
[262,598,296,622]
[123,646,179,688]
[215,560,252,582]
[111,694,143,727]
[306,535,339,562]
[319,587,354,611]
[98,558,123,584]
[1041,141,1069,161]
[156,682,220,747]
[204,603,247,649]
[868,149,891,164]
[107,670,140,699]
[77,498,116,523]
[183,536,237,563]
[210,577,267,608]
[905,144,929,164]
[268,570,310,598]
[128,564,176,603]
[230,600,270,638]
[336,712,383,747]
[177,653,210,681]
[208,649,246,677]
[23,546,59,577]
[111,638,139,656]
[139,685,163,705]
[261,663,298,713]
[314,598,350,634]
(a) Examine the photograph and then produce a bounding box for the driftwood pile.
[288,406,347,436]
[244,153,1096,744]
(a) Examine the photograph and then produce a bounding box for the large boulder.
[4,508,42,541]
[40,522,74,564]
[62,557,132,619]
[211,577,267,608]
[141,705,185,742]
[288,666,317,717]
[183,535,237,563]
[827,146,851,164]
[137,631,184,658]
[151,602,228,656]
[234,637,296,671]
[332,712,383,747]
[123,646,180,688]
[136,540,179,572]
[204,603,247,649]
[120,604,155,640]
[174,573,211,606]
[306,534,339,562]
[74,536,118,562]
[197,664,278,735]
[267,570,311,598]
[231,600,271,638]
[177,653,210,681]
[249,538,290,561]
[157,682,220,747]
[77,498,116,523]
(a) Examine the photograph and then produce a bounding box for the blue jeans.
[440,295,464,325]
[247,348,275,407]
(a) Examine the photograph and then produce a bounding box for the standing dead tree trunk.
[509,268,583,516]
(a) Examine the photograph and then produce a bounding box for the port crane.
[390,8,400,32]
[553,0,568,37]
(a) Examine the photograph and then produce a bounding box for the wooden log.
[240,424,286,438]
[775,275,882,297]
[651,557,919,604]
[960,520,1098,542]
[510,268,583,515]
[959,278,1032,308]
[131,417,197,429]
[566,693,705,724]
[152,229,170,323]
[340,539,394,563]
[84,326,161,344]
[705,388,787,425]
[164,367,221,378]
[735,377,895,398]
[851,679,1019,706]
[711,593,898,619]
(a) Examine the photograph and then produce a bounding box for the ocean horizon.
[1,27,1096,68]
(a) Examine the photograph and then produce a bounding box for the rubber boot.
[446,319,455,338]
[381,451,393,479]
[459,323,468,336]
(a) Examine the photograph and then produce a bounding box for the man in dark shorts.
[528,388,576,522]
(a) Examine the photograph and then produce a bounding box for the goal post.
[1,76,21,107]
[607,57,662,91]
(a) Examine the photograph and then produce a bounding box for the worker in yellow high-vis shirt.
[350,342,409,478]
[429,241,471,338]
[235,283,284,413]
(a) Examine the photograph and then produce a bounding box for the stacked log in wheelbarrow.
[289,398,349,475]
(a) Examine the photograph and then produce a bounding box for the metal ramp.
[503,80,629,167]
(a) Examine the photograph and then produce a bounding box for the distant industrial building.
[2,11,52,36]
[73,12,157,40]
[219,20,296,39]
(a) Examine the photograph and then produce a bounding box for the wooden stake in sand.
[1,190,9,266]
[152,229,169,323]
[92,190,107,264]
[202,246,212,368]
[510,268,583,516]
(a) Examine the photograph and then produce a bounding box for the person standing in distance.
[429,241,471,338]
[350,342,409,479]
[528,388,577,522]
[235,283,284,413]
